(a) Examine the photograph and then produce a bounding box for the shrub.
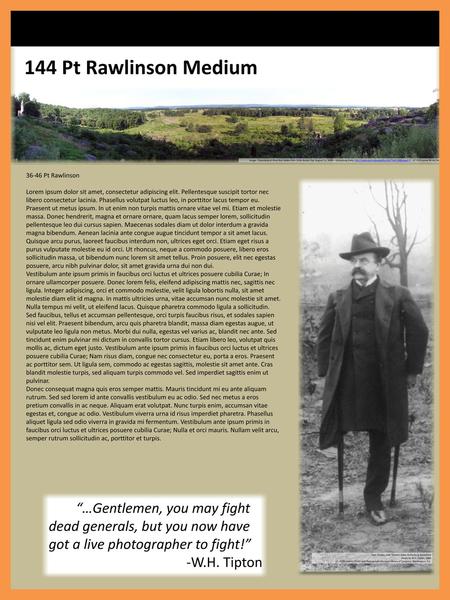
[196,124,212,133]
[375,125,437,158]
[232,122,248,135]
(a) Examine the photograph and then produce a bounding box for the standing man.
[317,232,428,525]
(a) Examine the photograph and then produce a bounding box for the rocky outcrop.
[367,112,428,130]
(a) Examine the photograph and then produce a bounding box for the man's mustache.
[352,267,367,276]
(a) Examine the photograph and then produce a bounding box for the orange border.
[1,2,447,598]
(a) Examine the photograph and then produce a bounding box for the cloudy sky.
[12,46,438,108]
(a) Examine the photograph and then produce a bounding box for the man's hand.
[407,374,418,388]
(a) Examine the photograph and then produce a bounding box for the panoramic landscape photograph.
[12,99,439,160]
[12,46,438,160]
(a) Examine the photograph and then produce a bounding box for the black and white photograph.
[300,180,434,572]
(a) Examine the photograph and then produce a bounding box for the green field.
[116,111,366,148]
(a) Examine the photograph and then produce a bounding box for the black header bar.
[11,11,439,47]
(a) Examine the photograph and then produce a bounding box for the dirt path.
[301,434,434,572]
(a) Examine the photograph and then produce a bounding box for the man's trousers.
[363,429,392,511]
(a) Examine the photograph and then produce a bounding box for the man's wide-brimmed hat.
[339,232,390,260]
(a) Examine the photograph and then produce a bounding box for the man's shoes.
[368,509,387,525]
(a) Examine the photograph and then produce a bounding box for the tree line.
[12,93,146,131]
[202,107,402,120]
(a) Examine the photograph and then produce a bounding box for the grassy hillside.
[13,118,87,160]
[13,117,188,160]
